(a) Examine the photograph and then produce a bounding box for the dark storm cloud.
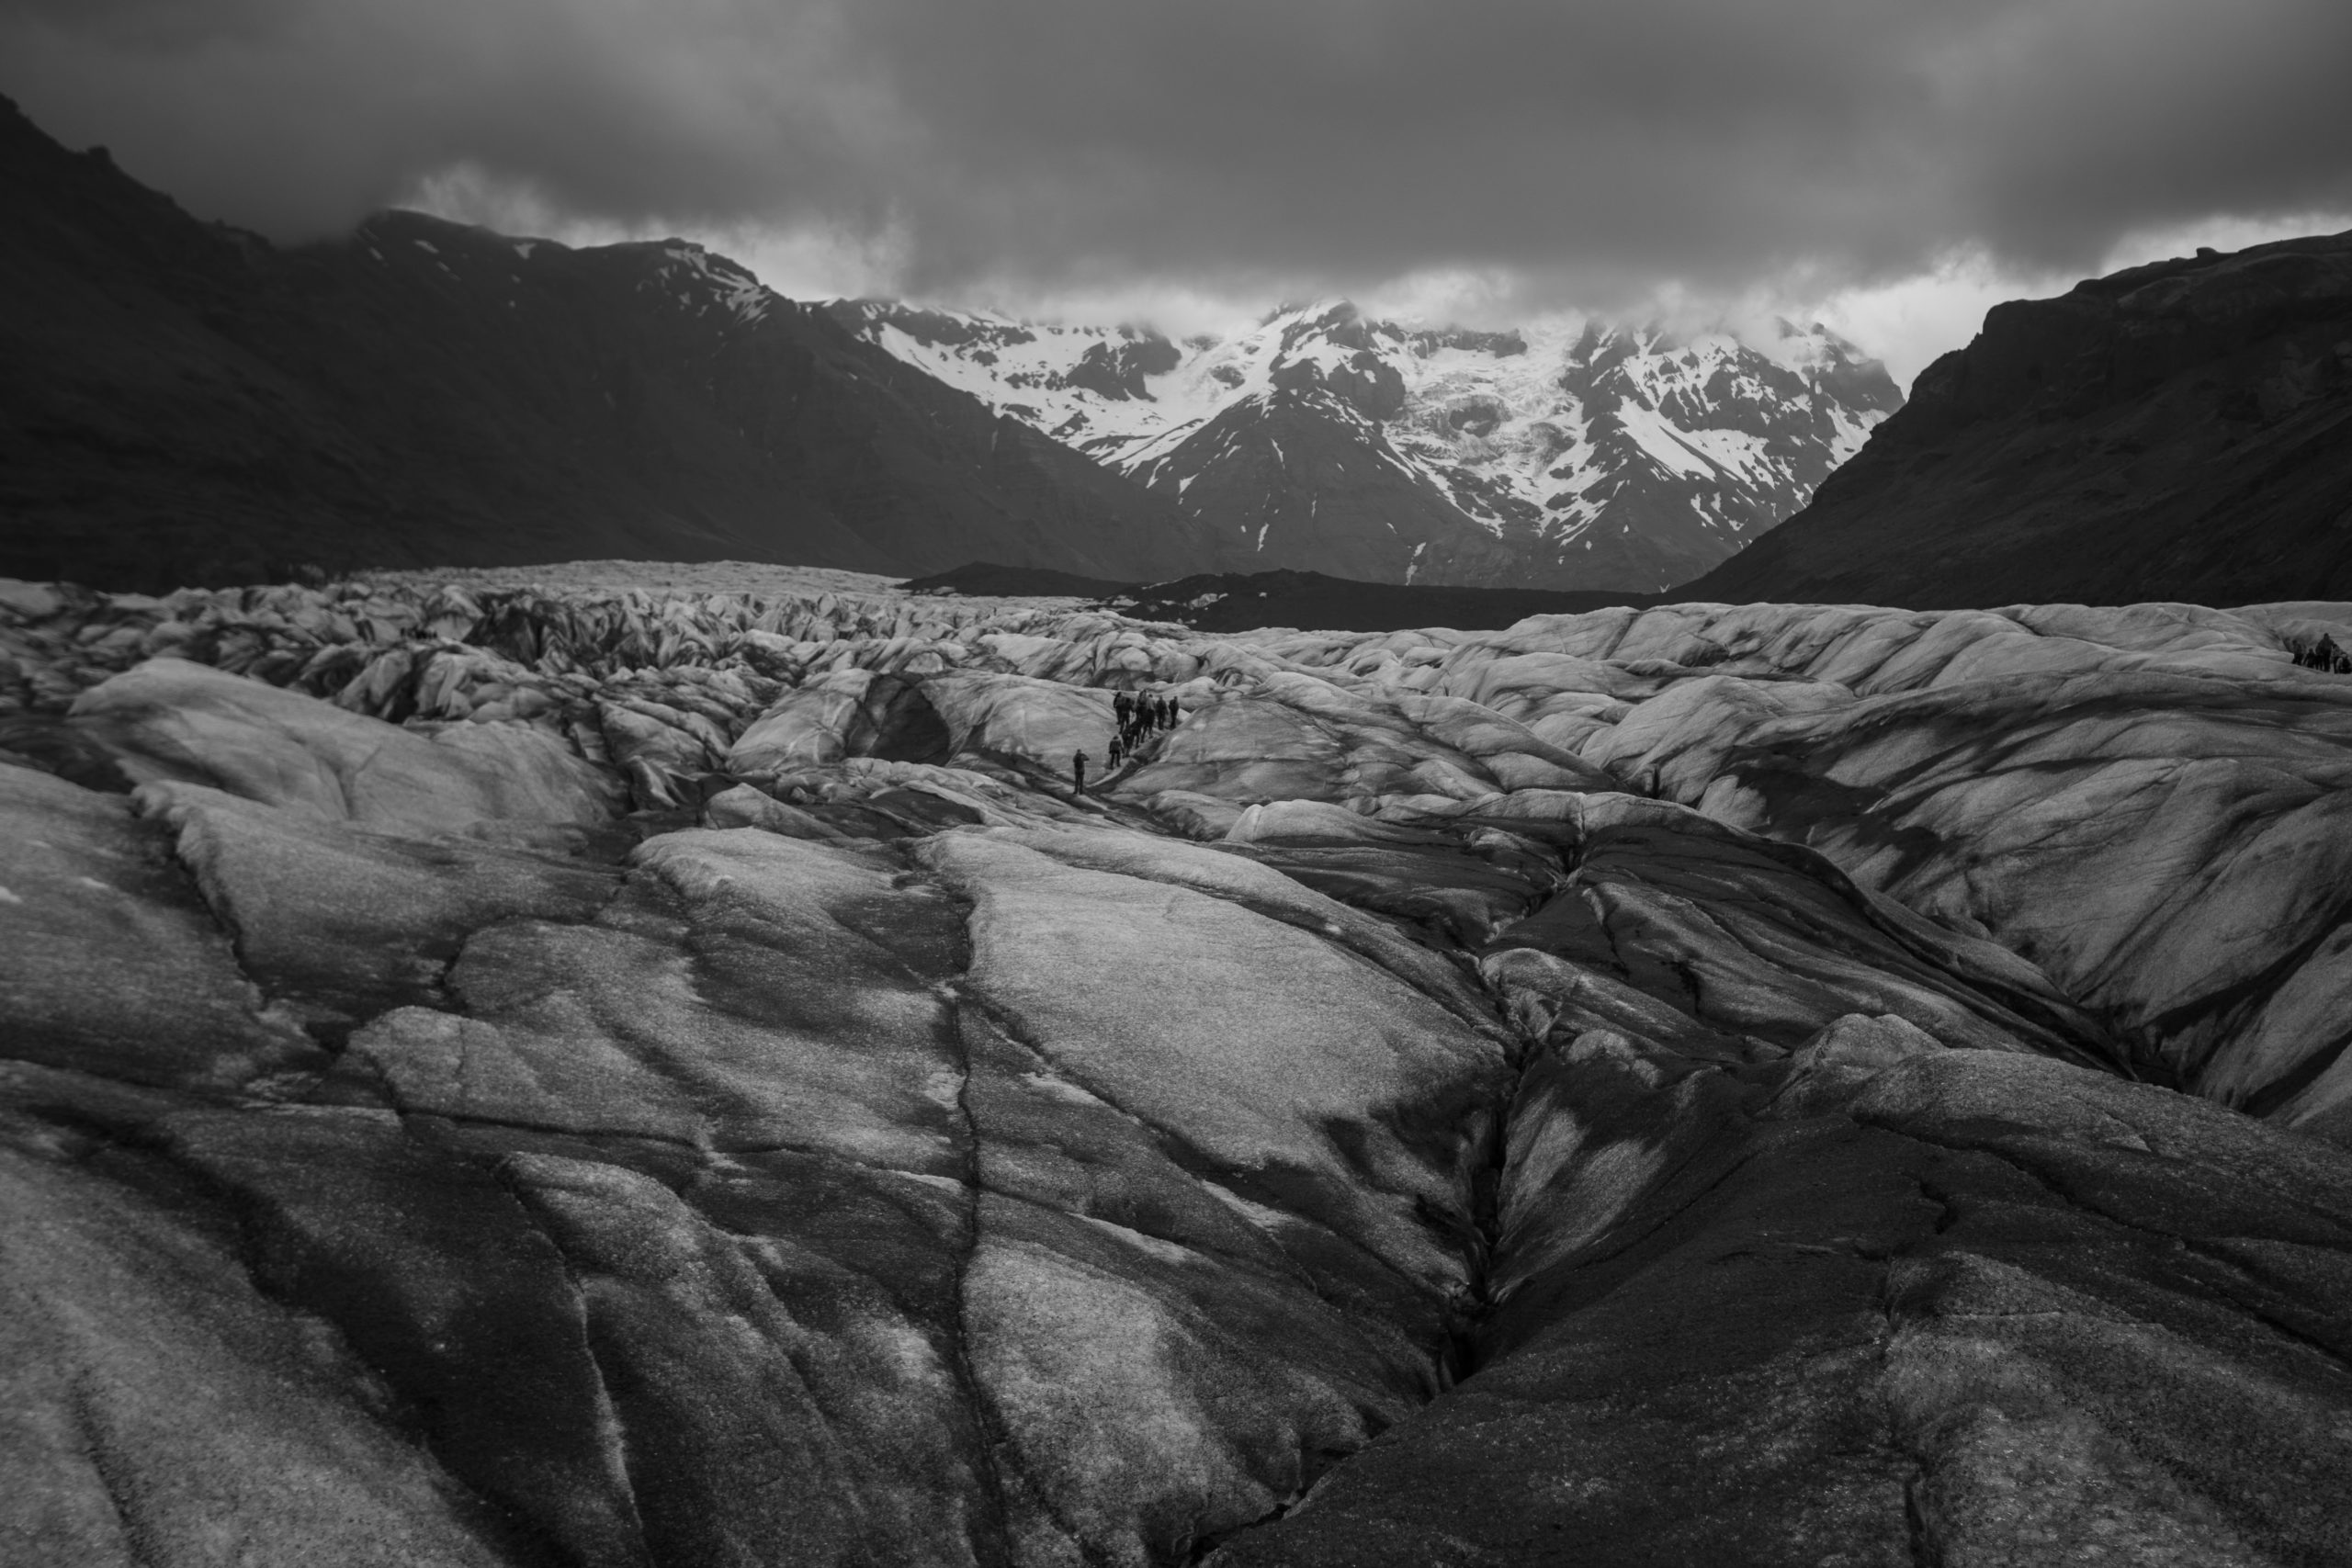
[0,0,903,239]
[6,0,2349,299]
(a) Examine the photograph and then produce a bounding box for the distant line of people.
[1072,690,1182,794]
[2292,634,2352,674]
[1113,690,1176,749]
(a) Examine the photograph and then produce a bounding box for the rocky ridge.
[5,568,2352,1564]
[831,299,1902,592]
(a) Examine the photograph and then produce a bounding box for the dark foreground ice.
[4,574,2350,1565]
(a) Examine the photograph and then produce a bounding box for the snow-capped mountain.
[826,299,1903,591]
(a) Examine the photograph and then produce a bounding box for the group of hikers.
[1070,689,1182,795]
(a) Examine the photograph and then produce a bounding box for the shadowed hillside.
[0,97,1227,594]
[1678,231,2352,608]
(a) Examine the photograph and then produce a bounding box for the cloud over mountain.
[5,0,2350,308]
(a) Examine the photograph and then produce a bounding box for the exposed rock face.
[0,96,1222,595]
[1680,229,2352,608]
[6,569,2352,1565]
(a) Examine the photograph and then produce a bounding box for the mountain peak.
[840,296,1903,592]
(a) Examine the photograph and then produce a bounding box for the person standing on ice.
[1071,749,1087,796]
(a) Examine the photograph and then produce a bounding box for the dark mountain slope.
[1677,231,2352,608]
[0,96,1222,593]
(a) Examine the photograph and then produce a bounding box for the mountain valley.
[9,103,2352,1554]
[1,90,1907,602]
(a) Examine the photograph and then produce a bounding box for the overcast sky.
[7,0,2350,384]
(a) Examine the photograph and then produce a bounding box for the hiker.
[1114,693,1132,729]
[1109,739,1125,768]
[1071,749,1087,795]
